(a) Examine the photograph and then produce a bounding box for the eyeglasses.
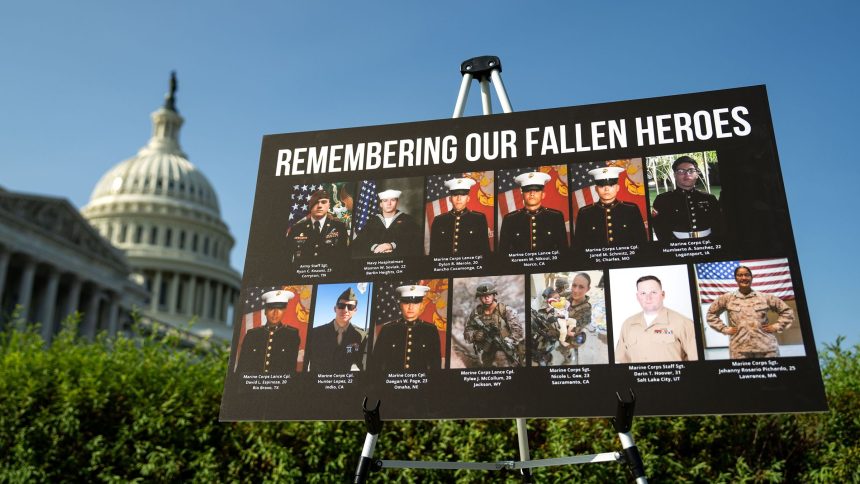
[336,303,357,310]
[674,168,698,176]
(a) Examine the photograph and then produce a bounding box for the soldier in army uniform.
[353,189,423,257]
[285,189,349,265]
[464,281,524,367]
[651,156,724,241]
[305,287,366,372]
[706,265,794,359]
[370,285,441,373]
[573,166,646,249]
[429,177,491,257]
[236,289,301,375]
[498,171,568,255]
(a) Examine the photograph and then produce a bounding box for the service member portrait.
[368,282,446,373]
[609,265,699,364]
[305,283,373,373]
[449,275,525,368]
[234,288,303,376]
[497,167,570,256]
[695,259,805,360]
[572,165,647,249]
[529,271,609,366]
[648,153,725,242]
[427,176,492,258]
[352,177,424,258]
[284,187,350,267]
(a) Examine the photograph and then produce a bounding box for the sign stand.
[352,56,648,483]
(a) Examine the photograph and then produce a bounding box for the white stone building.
[81,75,241,340]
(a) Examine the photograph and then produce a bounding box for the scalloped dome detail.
[88,106,220,214]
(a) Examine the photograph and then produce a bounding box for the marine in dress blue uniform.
[370,285,441,373]
[573,166,647,248]
[429,177,490,257]
[498,171,568,254]
[237,289,301,375]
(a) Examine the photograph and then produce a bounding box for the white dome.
[81,74,240,340]
[88,105,220,216]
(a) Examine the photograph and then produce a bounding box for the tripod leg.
[490,69,513,113]
[479,78,493,115]
[354,398,383,483]
[452,73,473,118]
[515,418,534,483]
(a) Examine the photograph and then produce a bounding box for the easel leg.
[612,390,648,483]
[516,418,534,482]
[354,398,383,484]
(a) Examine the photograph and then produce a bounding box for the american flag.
[352,180,378,238]
[496,165,571,239]
[234,284,312,372]
[424,172,495,252]
[287,183,325,230]
[696,258,795,304]
[371,279,448,360]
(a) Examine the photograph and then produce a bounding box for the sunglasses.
[674,168,698,176]
[336,302,357,310]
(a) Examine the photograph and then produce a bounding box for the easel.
[353,56,648,483]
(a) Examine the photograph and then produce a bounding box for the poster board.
[219,86,827,421]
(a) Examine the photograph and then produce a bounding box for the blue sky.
[1,2,857,347]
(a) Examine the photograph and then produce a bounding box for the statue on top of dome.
[164,71,178,112]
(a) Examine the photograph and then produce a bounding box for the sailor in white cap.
[572,165,646,249]
[369,284,441,372]
[353,187,422,257]
[498,171,568,254]
[236,289,301,375]
[429,177,490,257]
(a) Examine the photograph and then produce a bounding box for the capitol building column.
[38,267,61,343]
[167,271,180,315]
[0,247,10,301]
[60,276,84,323]
[16,257,37,323]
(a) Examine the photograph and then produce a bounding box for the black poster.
[219,86,827,421]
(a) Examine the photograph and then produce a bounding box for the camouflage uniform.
[464,302,524,367]
[706,290,794,359]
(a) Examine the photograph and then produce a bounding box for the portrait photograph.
[496,165,570,255]
[645,151,724,242]
[608,265,698,364]
[351,176,425,259]
[529,270,609,366]
[305,282,373,373]
[569,159,648,250]
[367,279,448,372]
[233,284,313,375]
[449,275,525,369]
[695,258,805,360]
[424,171,495,257]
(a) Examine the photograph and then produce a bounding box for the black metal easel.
[353,56,648,484]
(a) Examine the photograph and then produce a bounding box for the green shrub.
[0,315,857,482]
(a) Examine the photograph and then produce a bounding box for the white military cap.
[377,189,402,200]
[587,166,625,181]
[262,289,295,307]
[514,171,551,189]
[395,284,430,300]
[444,177,476,194]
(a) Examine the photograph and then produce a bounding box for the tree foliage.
[1,315,857,482]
